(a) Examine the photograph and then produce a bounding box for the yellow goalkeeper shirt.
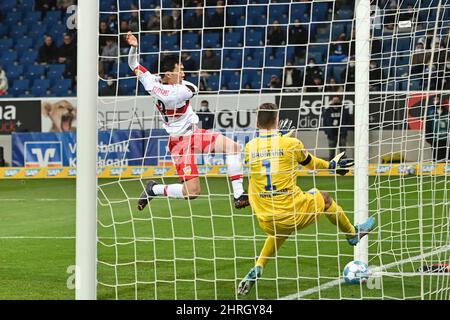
[245,131,329,220]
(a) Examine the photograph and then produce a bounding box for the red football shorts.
[168,128,220,182]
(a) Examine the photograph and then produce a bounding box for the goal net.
[92,0,450,299]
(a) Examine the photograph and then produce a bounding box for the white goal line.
[280,245,450,300]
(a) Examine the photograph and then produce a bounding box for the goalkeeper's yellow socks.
[324,200,356,236]
[256,235,288,268]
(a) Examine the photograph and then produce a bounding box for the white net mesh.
[95,0,450,299]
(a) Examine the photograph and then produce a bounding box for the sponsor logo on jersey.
[47,168,64,177]
[183,166,192,176]
[131,168,148,176]
[25,169,40,177]
[154,167,170,175]
[110,167,126,176]
[376,165,391,173]
[24,142,62,167]
[5,169,20,177]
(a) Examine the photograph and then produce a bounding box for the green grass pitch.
[0,176,449,300]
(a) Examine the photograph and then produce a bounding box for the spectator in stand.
[289,20,308,45]
[36,0,56,12]
[0,66,8,96]
[426,95,450,162]
[267,75,282,91]
[37,35,59,64]
[341,57,355,91]
[284,62,302,91]
[305,58,323,87]
[325,77,344,93]
[186,4,204,29]
[58,33,77,79]
[182,52,197,71]
[108,14,118,34]
[119,21,131,54]
[202,50,221,70]
[145,7,161,31]
[369,60,382,91]
[57,0,75,11]
[101,76,122,96]
[129,5,140,32]
[205,0,225,28]
[305,75,324,92]
[329,32,349,63]
[267,20,286,46]
[411,42,426,75]
[418,30,440,50]
[100,38,118,74]
[197,100,215,130]
[162,9,182,32]
[99,21,113,49]
[323,96,351,160]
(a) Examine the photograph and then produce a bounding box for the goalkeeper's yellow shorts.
[256,188,326,237]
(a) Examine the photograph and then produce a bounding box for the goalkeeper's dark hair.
[160,54,181,73]
[257,103,279,129]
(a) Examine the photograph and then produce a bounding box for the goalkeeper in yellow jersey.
[238,103,375,296]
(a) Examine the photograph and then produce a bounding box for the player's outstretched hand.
[279,118,295,137]
[127,31,138,47]
[329,152,354,176]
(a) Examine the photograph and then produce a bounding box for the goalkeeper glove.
[329,152,354,176]
[279,118,295,137]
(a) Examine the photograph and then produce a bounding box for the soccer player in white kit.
[126,32,249,210]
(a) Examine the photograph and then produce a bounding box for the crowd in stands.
[1,0,450,97]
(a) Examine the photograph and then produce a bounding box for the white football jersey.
[128,47,199,136]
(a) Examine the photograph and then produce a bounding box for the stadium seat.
[100,0,117,11]
[5,65,24,81]
[224,29,244,47]
[263,68,282,87]
[6,11,22,25]
[331,22,347,40]
[51,79,73,96]
[43,11,62,26]
[19,50,38,64]
[226,6,246,26]
[0,0,16,12]
[206,74,220,91]
[312,2,329,22]
[140,34,159,52]
[290,3,310,23]
[203,32,221,48]
[48,24,68,42]
[47,64,66,80]
[222,49,243,69]
[27,64,46,81]
[247,6,268,25]
[10,25,28,39]
[20,0,34,11]
[182,32,201,50]
[15,38,33,51]
[1,51,18,65]
[28,25,47,41]
[245,28,265,46]
[118,78,137,96]
[161,34,180,51]
[11,79,30,97]
[0,39,14,51]
[268,4,289,24]
[31,79,50,96]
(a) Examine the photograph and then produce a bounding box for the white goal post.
[76,0,99,300]
[74,0,450,300]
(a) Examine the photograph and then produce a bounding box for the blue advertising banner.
[12,130,145,167]
[12,129,255,168]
